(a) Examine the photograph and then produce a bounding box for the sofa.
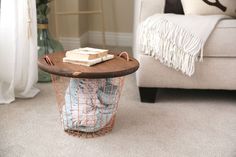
[133,0,236,102]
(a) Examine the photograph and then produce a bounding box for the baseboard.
[60,31,133,50]
[88,31,133,47]
[59,33,88,50]
[59,37,81,50]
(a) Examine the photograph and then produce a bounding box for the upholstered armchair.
[133,0,236,102]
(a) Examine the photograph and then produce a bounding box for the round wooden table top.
[38,51,139,78]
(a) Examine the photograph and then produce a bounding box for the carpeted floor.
[0,75,236,157]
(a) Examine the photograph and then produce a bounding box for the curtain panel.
[0,0,39,104]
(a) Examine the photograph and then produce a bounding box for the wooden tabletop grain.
[38,51,139,78]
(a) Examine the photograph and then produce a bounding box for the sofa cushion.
[181,0,236,18]
[164,0,184,14]
[204,19,236,57]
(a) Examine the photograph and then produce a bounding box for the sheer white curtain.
[0,0,39,104]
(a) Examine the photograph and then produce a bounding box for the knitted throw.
[138,14,227,76]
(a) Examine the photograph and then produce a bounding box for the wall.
[88,0,134,33]
[48,0,134,48]
[48,0,88,37]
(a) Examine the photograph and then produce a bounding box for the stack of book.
[63,47,114,66]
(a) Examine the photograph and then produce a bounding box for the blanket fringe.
[138,17,203,76]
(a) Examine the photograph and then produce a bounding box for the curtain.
[0,0,39,104]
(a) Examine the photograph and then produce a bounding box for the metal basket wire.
[42,52,134,138]
[51,75,125,138]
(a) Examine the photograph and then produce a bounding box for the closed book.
[63,54,114,66]
[66,47,108,60]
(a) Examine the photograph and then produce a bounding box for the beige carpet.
[0,75,236,157]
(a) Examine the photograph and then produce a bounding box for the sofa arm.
[133,0,165,59]
[140,0,165,22]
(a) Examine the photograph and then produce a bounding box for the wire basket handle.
[44,55,54,66]
[44,55,82,77]
[118,52,130,61]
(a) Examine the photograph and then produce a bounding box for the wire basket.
[51,75,125,138]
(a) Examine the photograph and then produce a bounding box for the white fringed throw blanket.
[139,14,227,76]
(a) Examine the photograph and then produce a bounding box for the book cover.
[66,47,108,60]
[63,54,114,66]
